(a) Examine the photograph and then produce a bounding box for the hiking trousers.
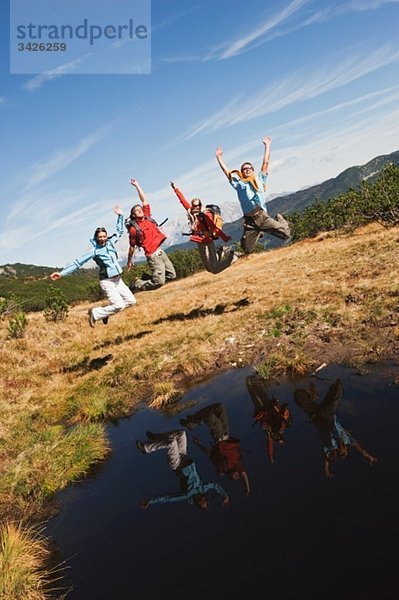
[142,430,187,471]
[197,242,236,274]
[241,209,291,254]
[186,403,230,443]
[135,248,176,290]
[92,275,136,321]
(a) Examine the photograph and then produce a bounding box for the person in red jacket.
[171,182,238,274]
[127,179,176,292]
[180,403,251,496]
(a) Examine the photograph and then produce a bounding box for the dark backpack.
[125,216,168,247]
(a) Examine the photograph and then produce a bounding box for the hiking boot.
[102,317,109,325]
[88,309,96,328]
[282,235,293,247]
[130,277,140,293]
[136,441,146,454]
[230,252,238,265]
[217,244,231,259]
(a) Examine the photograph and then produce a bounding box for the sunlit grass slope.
[0,223,398,521]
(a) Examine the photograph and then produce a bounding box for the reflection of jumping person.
[180,403,250,495]
[215,137,291,254]
[50,206,136,327]
[171,182,237,274]
[294,379,378,478]
[246,375,292,464]
[136,430,229,510]
[127,179,176,292]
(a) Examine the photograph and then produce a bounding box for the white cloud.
[162,0,398,64]
[176,44,399,142]
[206,0,310,60]
[23,54,91,92]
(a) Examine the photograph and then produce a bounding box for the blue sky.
[1,0,399,267]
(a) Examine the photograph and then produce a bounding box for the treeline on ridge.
[289,163,399,240]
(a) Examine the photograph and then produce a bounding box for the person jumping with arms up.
[171,181,237,274]
[215,136,291,254]
[127,179,176,292]
[50,206,136,327]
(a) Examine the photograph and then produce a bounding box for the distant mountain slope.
[265,150,399,216]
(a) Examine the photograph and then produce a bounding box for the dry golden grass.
[0,223,398,520]
[0,521,55,600]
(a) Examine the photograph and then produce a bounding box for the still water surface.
[46,362,399,599]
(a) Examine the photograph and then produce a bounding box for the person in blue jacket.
[50,206,136,327]
[137,430,230,511]
[294,379,377,478]
[215,136,291,253]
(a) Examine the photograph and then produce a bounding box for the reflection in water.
[136,429,229,510]
[179,402,251,495]
[294,379,378,478]
[246,375,293,463]
[45,363,398,600]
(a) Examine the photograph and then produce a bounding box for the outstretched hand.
[130,178,138,187]
[262,136,272,146]
[222,496,230,507]
[170,181,176,190]
[215,147,223,158]
[50,272,61,281]
[113,204,123,215]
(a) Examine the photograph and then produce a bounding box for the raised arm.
[261,136,272,175]
[171,181,190,211]
[130,179,148,206]
[215,147,230,179]
[351,438,378,465]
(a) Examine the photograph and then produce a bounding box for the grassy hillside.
[1,222,398,524]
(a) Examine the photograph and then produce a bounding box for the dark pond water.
[45,362,399,600]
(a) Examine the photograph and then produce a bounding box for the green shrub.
[7,311,27,339]
[290,164,399,240]
[43,286,69,322]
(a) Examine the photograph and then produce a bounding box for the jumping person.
[294,379,378,479]
[136,430,229,510]
[215,136,291,254]
[171,182,237,274]
[180,403,251,495]
[50,206,136,327]
[127,179,176,292]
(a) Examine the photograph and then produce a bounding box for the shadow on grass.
[93,329,153,350]
[62,353,114,374]
[152,298,251,324]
